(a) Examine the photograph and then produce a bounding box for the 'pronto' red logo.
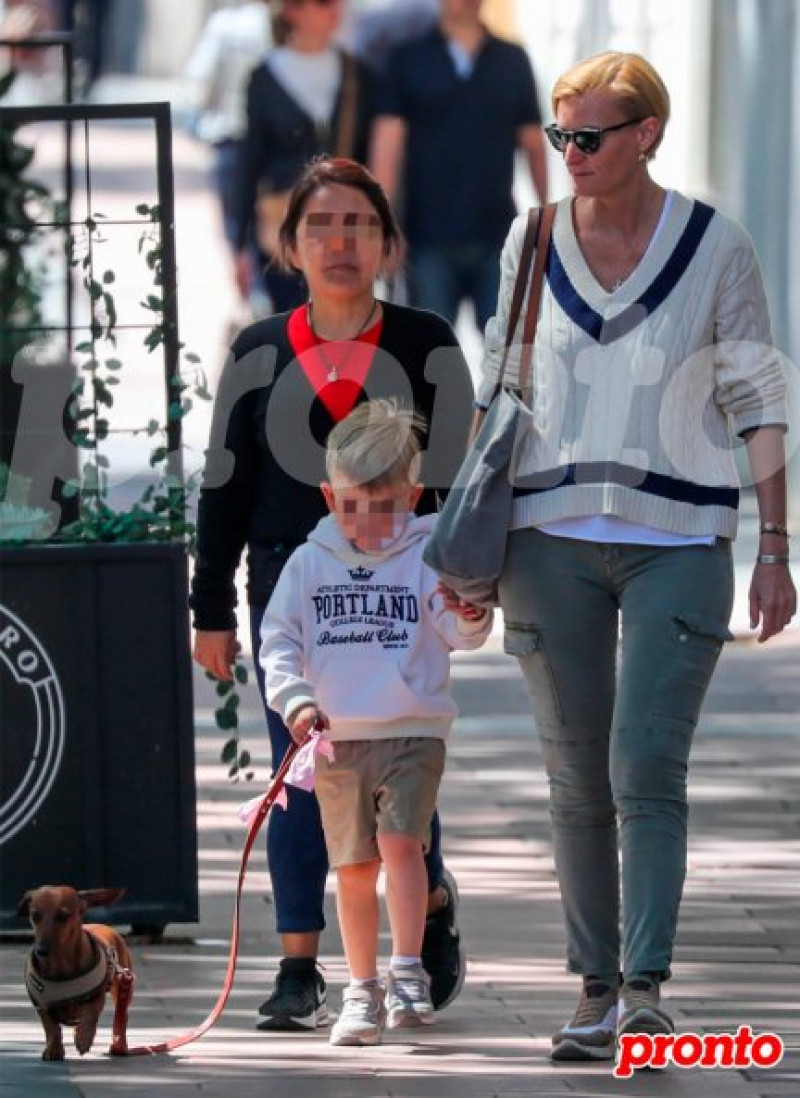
[615,1026,784,1079]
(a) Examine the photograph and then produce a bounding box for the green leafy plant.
[1,78,255,778]
[210,662,255,782]
[0,70,53,371]
[56,202,213,544]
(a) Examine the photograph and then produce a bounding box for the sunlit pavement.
[1,115,798,1098]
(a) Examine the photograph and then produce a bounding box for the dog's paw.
[74,1025,96,1056]
[42,1044,66,1062]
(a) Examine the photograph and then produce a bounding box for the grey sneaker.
[386,964,435,1029]
[330,982,386,1046]
[550,978,619,1062]
[617,976,674,1038]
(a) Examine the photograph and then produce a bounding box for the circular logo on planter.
[0,605,66,846]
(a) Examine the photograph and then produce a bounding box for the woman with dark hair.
[234,0,373,313]
[191,157,474,1032]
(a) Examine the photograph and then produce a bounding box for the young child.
[260,399,492,1046]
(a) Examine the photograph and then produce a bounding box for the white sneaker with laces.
[329,982,386,1046]
[386,964,435,1029]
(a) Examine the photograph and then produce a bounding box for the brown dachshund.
[18,885,134,1061]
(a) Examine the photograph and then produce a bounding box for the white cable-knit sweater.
[476,193,788,538]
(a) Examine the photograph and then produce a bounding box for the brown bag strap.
[518,202,555,390]
[497,202,556,393]
[334,52,358,159]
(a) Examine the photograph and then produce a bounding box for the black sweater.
[190,302,474,630]
[235,50,374,251]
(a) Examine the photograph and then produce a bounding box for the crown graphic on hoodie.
[349,565,375,581]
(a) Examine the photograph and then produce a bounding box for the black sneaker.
[255,957,328,1031]
[421,869,466,1010]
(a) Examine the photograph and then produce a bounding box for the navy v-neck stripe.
[512,461,739,510]
[547,200,716,345]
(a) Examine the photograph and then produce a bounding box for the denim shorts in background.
[315,737,446,868]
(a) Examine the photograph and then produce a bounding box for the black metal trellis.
[1,33,75,358]
[0,101,185,534]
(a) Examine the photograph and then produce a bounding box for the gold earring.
[638,150,648,162]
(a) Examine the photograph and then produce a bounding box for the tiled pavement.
[2,631,799,1098]
[2,114,798,1098]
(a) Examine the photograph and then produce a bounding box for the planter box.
[0,542,198,931]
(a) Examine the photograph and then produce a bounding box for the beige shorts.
[315,737,446,868]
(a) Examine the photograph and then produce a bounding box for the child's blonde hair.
[325,399,426,489]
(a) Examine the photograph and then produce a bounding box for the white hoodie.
[260,513,492,741]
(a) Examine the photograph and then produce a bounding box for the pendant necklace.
[307,299,378,383]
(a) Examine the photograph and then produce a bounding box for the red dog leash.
[116,741,301,1056]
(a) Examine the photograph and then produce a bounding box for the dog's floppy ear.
[17,891,34,918]
[77,888,127,912]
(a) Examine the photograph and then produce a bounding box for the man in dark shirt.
[370,0,548,332]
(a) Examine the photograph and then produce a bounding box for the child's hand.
[436,582,487,621]
[457,601,488,621]
[287,704,330,745]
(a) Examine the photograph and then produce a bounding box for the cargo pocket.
[503,622,564,728]
[652,611,734,725]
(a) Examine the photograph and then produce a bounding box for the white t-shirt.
[267,47,341,127]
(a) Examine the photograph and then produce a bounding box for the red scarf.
[286,304,383,422]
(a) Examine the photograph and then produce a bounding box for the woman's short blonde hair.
[326,399,426,489]
[552,51,670,159]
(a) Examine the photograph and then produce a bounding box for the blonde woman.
[475,51,795,1061]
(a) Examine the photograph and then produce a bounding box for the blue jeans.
[498,530,734,983]
[250,606,444,934]
[407,244,503,331]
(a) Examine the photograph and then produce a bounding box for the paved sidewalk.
[2,112,798,1098]
[2,632,799,1098]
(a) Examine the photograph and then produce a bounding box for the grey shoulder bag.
[422,203,556,606]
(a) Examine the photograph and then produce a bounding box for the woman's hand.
[287,705,330,746]
[193,629,240,681]
[749,563,797,643]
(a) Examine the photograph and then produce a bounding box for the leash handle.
[118,741,301,1056]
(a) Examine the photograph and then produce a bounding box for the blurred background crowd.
[2,0,798,507]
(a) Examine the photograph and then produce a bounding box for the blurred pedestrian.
[473,50,796,1062]
[347,0,436,75]
[234,0,374,314]
[183,0,273,255]
[370,0,548,331]
[191,157,475,1032]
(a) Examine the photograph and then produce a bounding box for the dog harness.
[24,932,118,1011]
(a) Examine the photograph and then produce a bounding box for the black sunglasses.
[545,117,644,155]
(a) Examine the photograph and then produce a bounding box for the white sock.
[350,975,379,987]
[390,955,421,970]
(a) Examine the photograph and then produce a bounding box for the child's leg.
[336,859,382,980]
[379,830,436,1028]
[378,832,427,958]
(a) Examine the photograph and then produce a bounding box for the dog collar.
[25,932,113,1010]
